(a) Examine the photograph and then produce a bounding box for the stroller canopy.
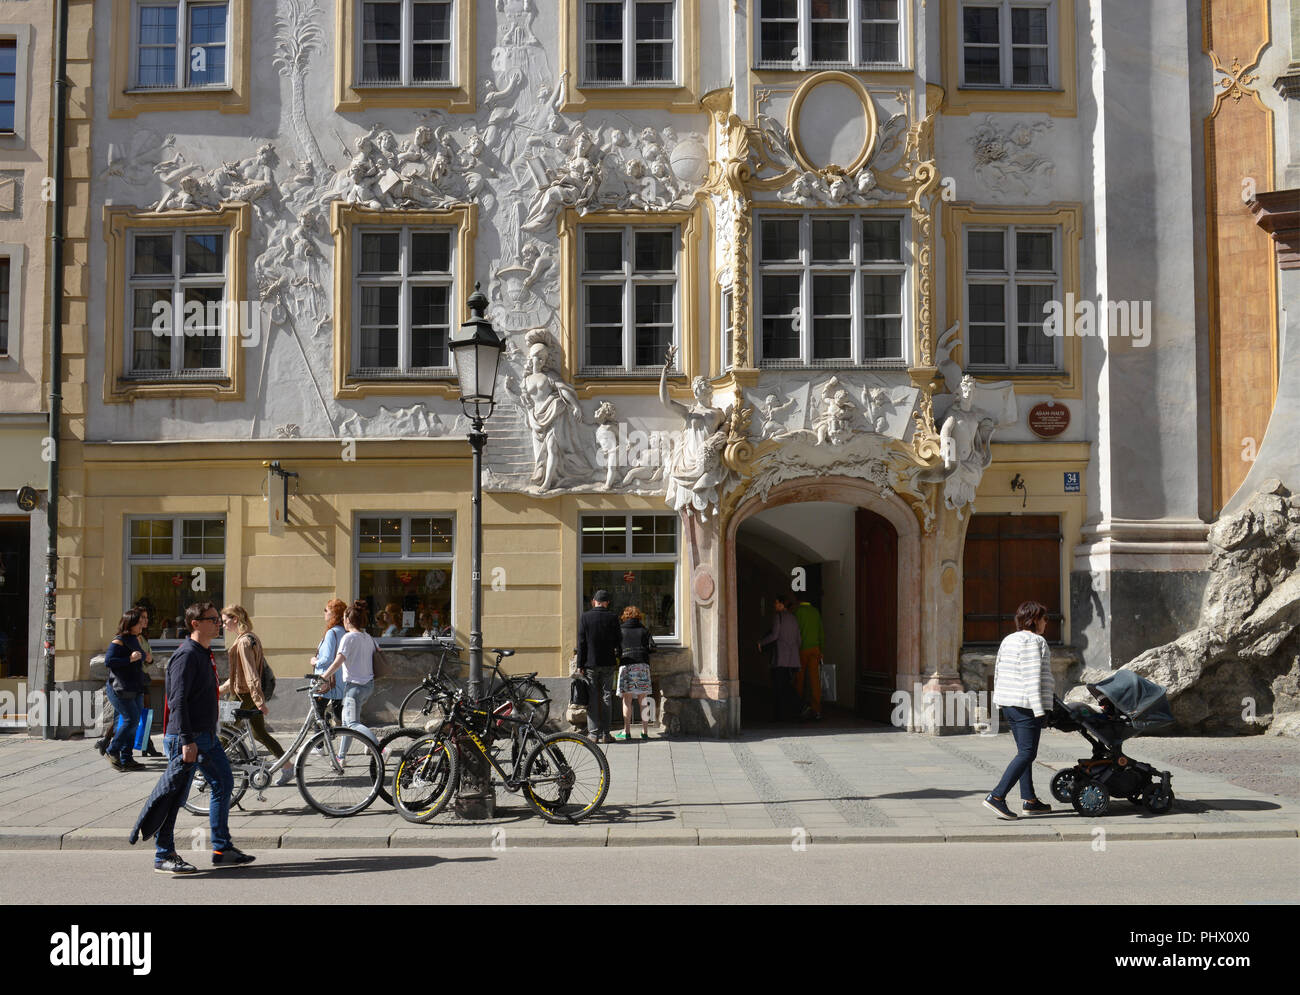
[1087,670,1174,733]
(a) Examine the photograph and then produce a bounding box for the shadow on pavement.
[168,854,495,879]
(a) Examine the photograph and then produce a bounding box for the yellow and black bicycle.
[393,654,608,825]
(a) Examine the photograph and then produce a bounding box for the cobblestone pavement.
[1,722,1297,849]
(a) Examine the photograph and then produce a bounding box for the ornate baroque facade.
[4,0,1294,735]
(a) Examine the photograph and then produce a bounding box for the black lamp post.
[448,283,505,710]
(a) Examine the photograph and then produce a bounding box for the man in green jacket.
[790,591,824,720]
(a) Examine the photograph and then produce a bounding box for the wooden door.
[0,520,30,679]
[962,514,1062,644]
[855,509,897,722]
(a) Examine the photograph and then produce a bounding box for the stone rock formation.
[1071,480,1300,734]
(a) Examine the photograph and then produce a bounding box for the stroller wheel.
[1143,787,1175,814]
[1050,768,1077,803]
[1071,778,1110,817]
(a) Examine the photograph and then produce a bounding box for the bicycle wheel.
[397,685,449,732]
[511,678,551,730]
[183,728,252,816]
[376,726,429,807]
[295,728,383,817]
[521,733,609,824]
[393,732,460,824]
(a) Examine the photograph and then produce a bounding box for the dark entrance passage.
[734,502,899,729]
[0,519,31,679]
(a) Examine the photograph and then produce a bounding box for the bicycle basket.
[218,699,240,723]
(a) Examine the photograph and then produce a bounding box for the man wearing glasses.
[150,601,255,873]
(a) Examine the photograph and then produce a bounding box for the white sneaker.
[275,766,295,787]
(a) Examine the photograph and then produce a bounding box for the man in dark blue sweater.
[577,590,621,744]
[151,601,255,874]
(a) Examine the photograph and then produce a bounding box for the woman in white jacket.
[984,601,1055,820]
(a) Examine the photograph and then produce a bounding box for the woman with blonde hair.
[219,605,292,785]
[614,606,655,741]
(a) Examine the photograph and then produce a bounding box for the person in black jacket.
[101,608,151,771]
[614,606,655,741]
[577,589,621,744]
[149,601,256,874]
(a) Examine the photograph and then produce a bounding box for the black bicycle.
[397,646,551,733]
[393,660,607,825]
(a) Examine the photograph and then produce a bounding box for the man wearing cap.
[577,590,621,744]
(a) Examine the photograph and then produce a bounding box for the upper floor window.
[964,225,1060,371]
[359,0,453,85]
[756,0,902,70]
[582,0,675,85]
[0,40,15,132]
[127,229,227,379]
[133,1,229,89]
[960,1,1053,88]
[353,225,455,376]
[580,225,679,373]
[757,213,908,367]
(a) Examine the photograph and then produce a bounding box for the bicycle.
[185,674,385,818]
[393,668,609,825]
[398,646,551,733]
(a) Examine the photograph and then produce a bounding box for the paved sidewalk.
[1,723,1298,849]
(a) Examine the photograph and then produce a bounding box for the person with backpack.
[614,606,655,741]
[318,600,377,760]
[219,605,292,787]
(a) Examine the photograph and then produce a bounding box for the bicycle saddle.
[493,648,515,657]
[234,708,262,721]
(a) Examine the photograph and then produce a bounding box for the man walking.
[151,601,255,873]
[790,590,825,721]
[577,589,621,744]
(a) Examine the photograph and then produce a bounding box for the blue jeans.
[155,731,233,858]
[338,681,374,757]
[104,683,142,760]
[990,707,1042,801]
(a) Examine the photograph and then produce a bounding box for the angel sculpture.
[659,345,732,516]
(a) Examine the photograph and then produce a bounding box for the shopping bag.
[133,708,154,750]
[820,660,837,703]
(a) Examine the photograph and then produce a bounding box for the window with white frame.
[127,229,227,378]
[133,1,229,89]
[581,226,678,373]
[358,0,453,85]
[354,226,454,376]
[757,213,908,367]
[356,514,454,641]
[580,514,678,639]
[756,0,902,69]
[964,225,1060,370]
[960,1,1053,88]
[126,516,226,644]
[583,0,676,84]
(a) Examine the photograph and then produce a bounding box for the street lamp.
[448,283,505,709]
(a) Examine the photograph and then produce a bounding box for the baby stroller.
[1046,670,1176,817]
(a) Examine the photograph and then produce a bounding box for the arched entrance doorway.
[725,478,922,729]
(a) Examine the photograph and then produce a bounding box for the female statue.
[505,330,594,490]
[659,345,730,516]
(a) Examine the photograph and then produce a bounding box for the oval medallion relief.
[788,72,879,174]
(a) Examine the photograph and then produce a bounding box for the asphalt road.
[2,839,1296,905]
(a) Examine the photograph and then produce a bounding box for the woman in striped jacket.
[984,600,1055,820]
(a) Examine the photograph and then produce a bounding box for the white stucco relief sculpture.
[658,346,747,519]
[503,330,596,490]
[969,116,1055,195]
[812,377,857,446]
[916,323,1019,517]
[755,110,906,207]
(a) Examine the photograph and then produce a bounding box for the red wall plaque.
[1027,402,1070,438]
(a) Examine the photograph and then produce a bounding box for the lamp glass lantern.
[450,284,506,415]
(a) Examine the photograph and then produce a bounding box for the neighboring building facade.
[0,2,55,726]
[42,0,1291,735]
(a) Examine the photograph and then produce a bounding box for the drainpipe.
[42,0,68,739]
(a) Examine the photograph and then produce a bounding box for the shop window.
[355,514,454,642]
[580,513,678,640]
[126,516,227,645]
